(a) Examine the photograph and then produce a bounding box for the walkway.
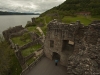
[36,27,45,42]
[25,57,67,75]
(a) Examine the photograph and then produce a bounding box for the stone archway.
[52,52,60,61]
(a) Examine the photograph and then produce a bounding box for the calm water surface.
[0,15,39,34]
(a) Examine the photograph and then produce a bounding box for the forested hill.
[41,0,100,16]
[0,11,40,15]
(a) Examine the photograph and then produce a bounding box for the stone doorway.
[52,52,60,61]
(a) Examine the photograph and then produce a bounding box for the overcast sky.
[0,0,65,13]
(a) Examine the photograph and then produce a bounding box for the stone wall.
[44,20,82,66]
[3,25,24,41]
[10,29,28,38]
[6,27,43,70]
[67,21,100,75]
[9,38,16,49]
[3,24,44,71]
[30,32,39,41]
[44,19,100,75]
[24,53,35,62]
[19,38,41,51]
[31,18,36,24]
[10,37,42,70]
[20,52,45,75]
[15,50,26,69]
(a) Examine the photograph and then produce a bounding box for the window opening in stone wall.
[62,40,74,51]
[62,40,69,50]
[50,40,54,48]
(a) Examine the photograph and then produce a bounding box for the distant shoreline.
[0,15,40,16]
[0,11,40,15]
[0,14,40,15]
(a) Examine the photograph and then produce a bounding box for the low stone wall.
[15,50,26,69]
[8,35,43,69]
[24,53,35,62]
[3,24,44,71]
[37,47,43,51]
[38,38,44,45]
[19,38,40,51]
[9,38,16,49]
[20,52,45,75]
[10,29,28,38]
[30,32,39,41]
[24,46,44,62]
[3,25,24,41]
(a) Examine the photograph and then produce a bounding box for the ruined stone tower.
[44,19,83,66]
[44,20,100,75]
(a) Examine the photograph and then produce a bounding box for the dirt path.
[36,27,45,42]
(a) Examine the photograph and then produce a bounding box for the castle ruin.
[44,20,100,75]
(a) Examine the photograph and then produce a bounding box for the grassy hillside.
[0,39,22,75]
[62,16,100,25]
[57,0,100,15]
[25,0,100,35]
[41,0,100,17]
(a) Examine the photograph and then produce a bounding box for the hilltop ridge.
[0,11,40,15]
[41,0,100,17]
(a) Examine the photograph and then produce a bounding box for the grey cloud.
[0,0,65,13]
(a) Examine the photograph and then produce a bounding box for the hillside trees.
[0,35,13,75]
[41,0,100,16]
[0,35,22,75]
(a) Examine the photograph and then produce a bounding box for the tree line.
[40,0,100,17]
[0,35,22,75]
[0,11,39,15]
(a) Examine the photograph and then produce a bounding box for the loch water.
[0,15,39,34]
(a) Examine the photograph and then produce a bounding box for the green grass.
[40,16,52,35]
[12,33,31,46]
[0,41,22,75]
[10,53,22,75]
[27,26,42,36]
[26,26,36,32]
[44,16,52,24]
[26,57,37,66]
[41,26,47,35]
[21,44,42,57]
[62,16,100,26]
[26,16,52,36]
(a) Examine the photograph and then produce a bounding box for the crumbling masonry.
[44,20,100,75]
[2,25,43,70]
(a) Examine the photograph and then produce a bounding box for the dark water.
[0,15,39,34]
